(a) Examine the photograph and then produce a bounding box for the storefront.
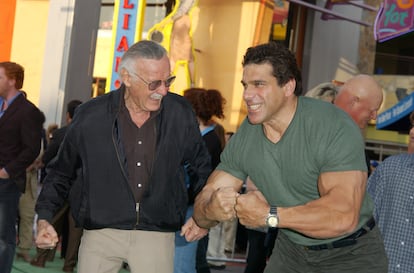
[5,0,414,149]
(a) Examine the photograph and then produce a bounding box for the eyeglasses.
[131,72,176,91]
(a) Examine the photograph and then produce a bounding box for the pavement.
[12,249,247,273]
[210,262,246,273]
[209,250,247,273]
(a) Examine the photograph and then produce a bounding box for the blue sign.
[106,0,145,92]
[377,92,414,131]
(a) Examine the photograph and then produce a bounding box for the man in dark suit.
[0,61,43,273]
[31,99,82,272]
[42,100,82,165]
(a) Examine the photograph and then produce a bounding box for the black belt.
[304,217,376,251]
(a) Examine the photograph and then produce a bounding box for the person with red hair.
[180,87,226,273]
[0,61,43,273]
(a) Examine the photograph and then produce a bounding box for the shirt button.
[136,162,141,167]
[137,183,142,188]
[138,140,142,145]
[401,241,405,246]
[406,218,409,223]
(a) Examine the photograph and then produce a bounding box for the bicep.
[318,170,367,213]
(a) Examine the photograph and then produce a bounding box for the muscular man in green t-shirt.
[193,42,388,272]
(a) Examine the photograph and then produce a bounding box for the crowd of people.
[1,39,413,273]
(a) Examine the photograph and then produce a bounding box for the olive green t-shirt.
[217,96,373,246]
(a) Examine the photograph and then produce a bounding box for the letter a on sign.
[106,0,145,92]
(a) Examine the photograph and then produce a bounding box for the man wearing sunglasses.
[34,40,212,273]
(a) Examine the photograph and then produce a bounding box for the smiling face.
[241,63,294,126]
[122,55,171,113]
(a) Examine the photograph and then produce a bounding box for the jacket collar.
[0,93,24,128]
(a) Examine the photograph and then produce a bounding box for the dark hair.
[67,100,82,119]
[0,62,25,89]
[410,111,414,124]
[242,42,302,96]
[183,88,226,125]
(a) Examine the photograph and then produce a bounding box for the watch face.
[267,216,278,227]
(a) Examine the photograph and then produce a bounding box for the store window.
[100,1,114,29]
[271,0,290,41]
[99,0,171,33]
[374,31,414,75]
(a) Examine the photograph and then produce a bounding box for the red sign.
[375,0,414,42]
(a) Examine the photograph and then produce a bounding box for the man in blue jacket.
[367,111,414,273]
[35,40,212,273]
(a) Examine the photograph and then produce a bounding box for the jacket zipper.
[111,109,139,229]
[135,202,140,227]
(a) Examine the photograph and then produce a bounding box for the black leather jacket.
[36,86,212,231]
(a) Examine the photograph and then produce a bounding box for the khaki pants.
[207,222,226,266]
[78,228,174,273]
[17,170,38,253]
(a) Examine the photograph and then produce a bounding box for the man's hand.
[206,187,240,222]
[180,217,209,242]
[193,170,243,228]
[235,190,269,228]
[0,168,10,179]
[35,220,59,249]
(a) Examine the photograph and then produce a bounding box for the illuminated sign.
[106,0,145,92]
[377,92,414,131]
[374,0,414,42]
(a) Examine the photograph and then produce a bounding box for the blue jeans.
[174,206,198,273]
[0,179,20,273]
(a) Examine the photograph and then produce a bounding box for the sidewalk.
[12,249,246,273]
[211,262,246,273]
[11,248,129,273]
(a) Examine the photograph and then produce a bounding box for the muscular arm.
[236,170,367,238]
[193,170,243,228]
[280,170,366,238]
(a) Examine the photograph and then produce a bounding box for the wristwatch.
[265,206,279,228]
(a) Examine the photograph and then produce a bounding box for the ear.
[120,68,132,87]
[351,95,360,106]
[8,78,16,89]
[66,112,71,123]
[283,78,296,97]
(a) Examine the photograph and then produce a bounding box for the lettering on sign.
[107,0,144,92]
[374,0,414,42]
[377,95,413,126]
